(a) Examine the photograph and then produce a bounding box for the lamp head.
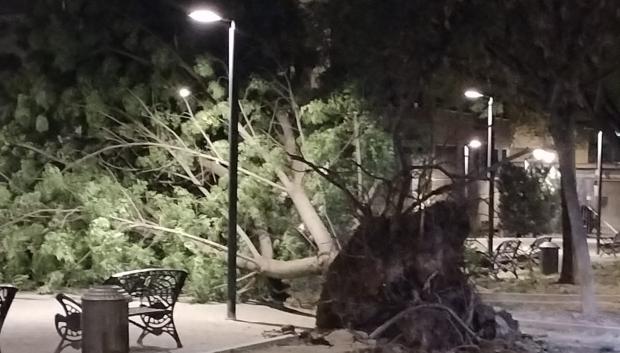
[468,139,482,149]
[178,87,191,98]
[464,89,484,99]
[189,9,223,23]
[533,148,556,163]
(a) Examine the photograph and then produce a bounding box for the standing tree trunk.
[558,190,574,283]
[550,106,596,314]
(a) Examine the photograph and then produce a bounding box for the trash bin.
[539,241,560,275]
[82,285,132,353]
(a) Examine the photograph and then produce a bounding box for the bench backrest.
[495,240,521,257]
[104,269,187,310]
[0,285,17,332]
[530,236,552,251]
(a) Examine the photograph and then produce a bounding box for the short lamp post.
[189,9,239,320]
[465,89,494,256]
[464,139,481,199]
[464,138,482,176]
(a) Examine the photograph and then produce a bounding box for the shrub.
[498,163,560,236]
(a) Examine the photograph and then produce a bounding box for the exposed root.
[369,303,480,341]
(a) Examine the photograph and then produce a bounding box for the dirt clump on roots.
[314,201,524,352]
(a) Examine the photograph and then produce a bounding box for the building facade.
[427,109,620,235]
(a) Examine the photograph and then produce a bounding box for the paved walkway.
[1,294,315,353]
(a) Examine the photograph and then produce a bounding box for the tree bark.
[273,110,337,264]
[558,188,574,283]
[257,229,274,259]
[550,109,596,314]
[278,173,337,260]
[239,255,325,278]
[238,109,337,271]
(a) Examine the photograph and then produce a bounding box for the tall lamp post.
[596,130,604,254]
[465,89,494,255]
[189,9,239,320]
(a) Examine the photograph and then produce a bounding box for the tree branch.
[289,154,371,216]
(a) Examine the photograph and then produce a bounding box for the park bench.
[600,233,620,256]
[0,285,18,337]
[54,268,187,352]
[472,240,523,279]
[492,240,523,278]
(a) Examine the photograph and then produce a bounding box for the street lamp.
[596,130,604,254]
[189,9,223,23]
[464,138,482,176]
[464,90,485,99]
[468,138,482,149]
[532,148,556,164]
[178,87,191,98]
[465,89,495,256]
[464,139,482,201]
[189,8,239,320]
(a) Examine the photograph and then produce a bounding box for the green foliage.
[498,163,560,236]
[300,91,395,234]
[0,163,235,299]
[184,256,227,303]
[0,0,398,303]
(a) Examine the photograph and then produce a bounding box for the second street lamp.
[465,89,495,256]
[464,138,482,176]
[464,139,481,200]
[189,8,239,320]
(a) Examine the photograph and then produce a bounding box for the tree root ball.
[316,201,505,351]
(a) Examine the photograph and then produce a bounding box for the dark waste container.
[82,285,132,353]
[539,241,560,275]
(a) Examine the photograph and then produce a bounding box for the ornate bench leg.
[133,313,183,348]
[54,339,81,353]
[137,328,149,346]
[168,316,183,348]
